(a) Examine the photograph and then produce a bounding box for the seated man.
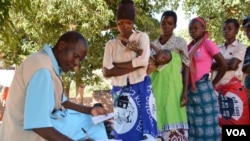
[0,31,108,141]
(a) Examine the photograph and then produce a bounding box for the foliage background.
[1,0,250,98]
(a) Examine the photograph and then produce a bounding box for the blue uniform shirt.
[23,45,107,140]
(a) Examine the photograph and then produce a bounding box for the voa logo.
[226,129,246,136]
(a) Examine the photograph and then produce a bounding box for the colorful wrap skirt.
[187,74,220,141]
[215,77,250,125]
[111,76,158,141]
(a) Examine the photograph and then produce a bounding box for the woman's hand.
[135,48,143,57]
[180,92,188,107]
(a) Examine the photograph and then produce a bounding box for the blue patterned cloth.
[111,76,158,141]
[187,74,220,141]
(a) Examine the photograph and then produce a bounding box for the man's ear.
[58,41,66,50]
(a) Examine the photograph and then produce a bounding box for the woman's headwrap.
[193,17,206,28]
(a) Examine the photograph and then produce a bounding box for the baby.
[116,39,172,74]
[147,44,172,74]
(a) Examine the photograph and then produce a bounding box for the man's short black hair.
[224,18,240,29]
[55,31,88,49]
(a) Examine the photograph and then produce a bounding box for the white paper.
[91,113,114,124]
[0,69,15,87]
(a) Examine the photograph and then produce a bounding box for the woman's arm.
[146,57,157,74]
[211,61,220,70]
[181,63,189,107]
[212,58,240,71]
[242,64,250,74]
[242,48,250,73]
[212,53,228,86]
[131,32,150,67]
[226,58,241,70]
[102,66,141,78]
[150,43,160,54]
[113,61,133,69]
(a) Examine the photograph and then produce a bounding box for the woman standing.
[102,0,157,140]
[212,18,250,126]
[187,17,227,141]
[150,10,190,140]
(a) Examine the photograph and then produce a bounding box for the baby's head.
[155,49,172,65]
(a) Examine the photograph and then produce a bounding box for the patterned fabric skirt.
[111,76,158,141]
[161,129,188,141]
[187,74,220,141]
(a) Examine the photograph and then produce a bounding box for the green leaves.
[2,0,250,86]
[0,0,11,26]
[183,0,250,44]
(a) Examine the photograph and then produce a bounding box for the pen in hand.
[81,127,93,141]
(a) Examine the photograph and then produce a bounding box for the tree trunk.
[76,83,84,104]
[74,66,84,104]
[63,81,71,99]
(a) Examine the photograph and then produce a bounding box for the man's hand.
[91,106,107,116]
